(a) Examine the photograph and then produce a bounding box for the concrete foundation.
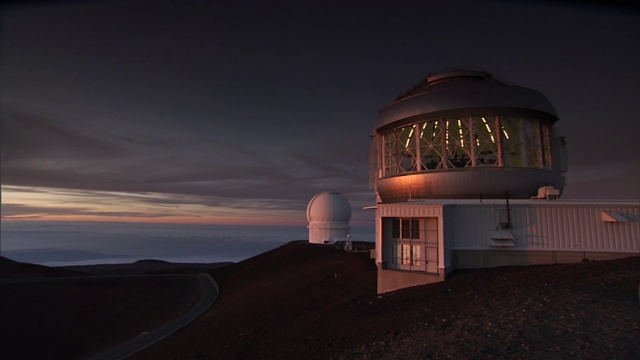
[377,267,447,294]
[451,250,637,269]
[377,250,638,294]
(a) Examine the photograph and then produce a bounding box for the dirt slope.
[2,241,639,360]
[132,241,640,359]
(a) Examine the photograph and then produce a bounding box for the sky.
[1,0,639,226]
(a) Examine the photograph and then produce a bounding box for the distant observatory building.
[307,192,351,244]
[368,69,640,294]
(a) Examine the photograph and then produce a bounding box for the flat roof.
[375,199,640,206]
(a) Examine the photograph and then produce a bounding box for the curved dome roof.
[370,69,567,201]
[306,192,352,223]
[374,69,558,132]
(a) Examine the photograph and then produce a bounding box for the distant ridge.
[134,259,171,264]
[0,256,83,277]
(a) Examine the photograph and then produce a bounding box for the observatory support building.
[368,70,640,294]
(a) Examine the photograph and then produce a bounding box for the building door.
[386,217,438,273]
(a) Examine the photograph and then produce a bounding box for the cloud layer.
[2,1,638,225]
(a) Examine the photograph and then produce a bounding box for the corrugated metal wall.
[449,203,640,252]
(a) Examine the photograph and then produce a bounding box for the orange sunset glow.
[1,185,307,226]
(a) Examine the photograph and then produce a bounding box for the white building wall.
[373,201,639,293]
[375,201,639,267]
[447,203,640,252]
[308,221,350,244]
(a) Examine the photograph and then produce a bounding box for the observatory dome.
[370,69,568,201]
[307,192,351,244]
[307,192,352,223]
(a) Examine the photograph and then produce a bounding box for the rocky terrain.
[2,241,639,359]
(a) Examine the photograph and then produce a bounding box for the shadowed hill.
[134,240,379,359]
[132,241,640,360]
[0,255,84,277]
[2,242,639,359]
[0,256,202,359]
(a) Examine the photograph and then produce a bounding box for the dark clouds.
[1,0,639,225]
[0,104,366,200]
[0,108,127,162]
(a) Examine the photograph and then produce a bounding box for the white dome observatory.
[307,192,352,244]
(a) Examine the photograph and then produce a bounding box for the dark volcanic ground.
[2,241,639,359]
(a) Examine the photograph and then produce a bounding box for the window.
[474,116,499,166]
[401,219,419,239]
[419,120,444,169]
[386,218,428,271]
[383,217,439,273]
[379,116,554,177]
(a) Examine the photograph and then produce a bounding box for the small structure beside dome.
[307,192,352,244]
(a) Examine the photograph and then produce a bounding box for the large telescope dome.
[370,69,568,201]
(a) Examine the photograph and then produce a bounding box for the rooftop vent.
[489,230,515,247]
[531,186,560,200]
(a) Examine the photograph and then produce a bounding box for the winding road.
[89,273,218,360]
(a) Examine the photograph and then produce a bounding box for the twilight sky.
[1,0,639,226]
